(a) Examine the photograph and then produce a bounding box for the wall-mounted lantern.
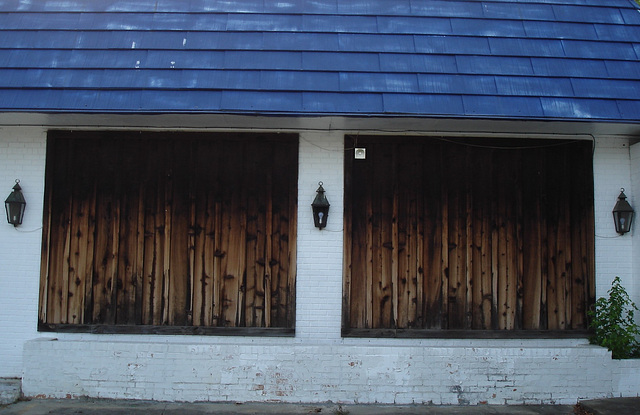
[612,188,634,234]
[311,181,330,229]
[5,180,26,227]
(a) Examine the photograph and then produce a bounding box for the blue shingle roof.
[0,0,639,122]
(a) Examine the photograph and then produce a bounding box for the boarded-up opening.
[39,131,298,335]
[343,136,595,338]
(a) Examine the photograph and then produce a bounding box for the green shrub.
[588,277,640,359]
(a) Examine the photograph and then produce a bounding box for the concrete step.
[0,378,21,405]
[579,397,640,415]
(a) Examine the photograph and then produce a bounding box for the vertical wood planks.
[40,132,298,330]
[343,136,595,333]
[342,137,355,330]
[422,142,442,329]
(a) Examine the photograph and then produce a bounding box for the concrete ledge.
[22,338,632,405]
[0,378,21,405]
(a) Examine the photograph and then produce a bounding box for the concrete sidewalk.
[578,397,640,415]
[0,399,572,414]
[0,397,638,414]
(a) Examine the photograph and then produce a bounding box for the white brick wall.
[630,142,640,315]
[21,338,622,405]
[593,138,634,299]
[0,127,46,377]
[296,131,344,342]
[2,127,638,403]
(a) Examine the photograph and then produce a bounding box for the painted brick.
[24,339,611,405]
[2,128,639,404]
[0,127,46,378]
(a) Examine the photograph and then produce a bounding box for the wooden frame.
[343,136,595,337]
[39,131,298,334]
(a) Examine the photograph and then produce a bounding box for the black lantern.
[5,180,26,227]
[311,181,330,229]
[612,188,634,234]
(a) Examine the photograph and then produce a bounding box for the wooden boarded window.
[343,136,595,338]
[39,131,298,335]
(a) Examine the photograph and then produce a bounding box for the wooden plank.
[490,149,499,330]
[160,142,172,325]
[45,136,73,324]
[522,149,543,330]
[38,139,55,324]
[40,323,295,337]
[348,138,369,328]
[479,157,493,330]
[93,139,120,325]
[155,145,172,325]
[168,141,191,326]
[504,151,519,330]
[258,142,272,327]
[243,143,259,328]
[409,143,421,328]
[187,144,197,327]
[65,175,84,324]
[210,140,225,327]
[440,146,450,330]
[469,148,481,329]
[464,147,473,329]
[115,148,141,325]
[514,150,525,330]
[370,141,383,328]
[134,177,145,325]
[342,137,355,330]
[571,142,594,329]
[395,142,408,329]
[378,140,395,328]
[446,144,465,329]
[219,140,239,327]
[141,144,159,326]
[545,149,561,330]
[341,327,589,339]
[496,156,508,330]
[285,139,298,329]
[202,164,217,327]
[471,149,489,329]
[212,195,224,326]
[271,142,291,327]
[423,141,443,329]
[391,143,400,329]
[570,173,584,329]
[79,179,97,325]
[414,145,426,329]
[60,163,74,324]
[235,140,249,326]
[555,150,569,330]
[270,140,282,327]
[191,140,207,326]
[401,142,420,328]
[365,145,374,329]
[539,151,549,331]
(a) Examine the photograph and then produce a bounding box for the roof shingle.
[0,0,638,122]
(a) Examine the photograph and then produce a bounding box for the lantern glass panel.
[613,210,633,234]
[5,201,25,225]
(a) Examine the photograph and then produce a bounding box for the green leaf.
[588,277,640,359]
